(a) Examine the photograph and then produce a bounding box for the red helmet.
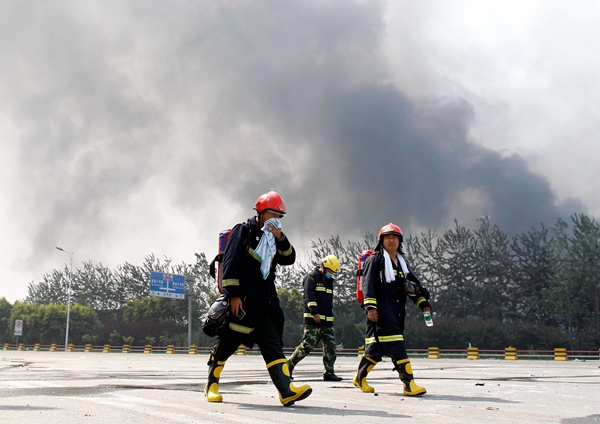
[254,191,287,215]
[378,223,403,243]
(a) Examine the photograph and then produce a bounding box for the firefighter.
[204,191,312,406]
[287,254,342,381]
[354,223,432,396]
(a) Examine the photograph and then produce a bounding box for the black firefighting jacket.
[302,268,334,328]
[221,216,296,342]
[361,250,430,357]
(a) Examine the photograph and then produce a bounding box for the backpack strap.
[208,253,223,279]
[210,220,253,280]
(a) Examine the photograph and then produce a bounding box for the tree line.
[2,214,599,351]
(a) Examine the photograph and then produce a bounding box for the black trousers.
[214,308,285,365]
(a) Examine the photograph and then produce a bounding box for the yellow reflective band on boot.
[214,361,225,378]
[395,358,426,396]
[396,358,412,374]
[204,360,226,403]
[266,358,288,370]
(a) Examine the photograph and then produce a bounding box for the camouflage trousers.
[287,324,337,375]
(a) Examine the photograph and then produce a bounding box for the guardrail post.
[467,347,480,360]
[505,346,518,360]
[102,344,111,353]
[34,343,41,351]
[144,344,153,354]
[67,343,75,352]
[357,345,364,357]
[188,344,198,355]
[166,345,175,354]
[17,343,25,351]
[122,344,130,354]
[554,347,568,361]
[3,342,10,351]
[50,343,57,352]
[84,344,93,353]
[428,346,440,359]
[237,345,247,355]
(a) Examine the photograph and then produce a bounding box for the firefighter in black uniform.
[204,191,312,406]
[354,223,432,396]
[286,254,342,381]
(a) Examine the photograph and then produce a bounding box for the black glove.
[420,300,432,312]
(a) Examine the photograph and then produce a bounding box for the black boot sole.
[283,388,313,407]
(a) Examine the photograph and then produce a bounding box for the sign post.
[14,319,23,346]
[149,272,185,299]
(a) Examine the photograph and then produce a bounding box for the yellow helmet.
[321,255,340,273]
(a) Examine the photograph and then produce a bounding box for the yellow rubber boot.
[204,360,225,402]
[393,357,426,396]
[353,356,378,393]
[267,359,312,406]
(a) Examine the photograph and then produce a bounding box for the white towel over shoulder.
[254,217,282,279]
[382,249,409,282]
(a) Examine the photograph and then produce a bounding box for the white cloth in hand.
[255,217,282,279]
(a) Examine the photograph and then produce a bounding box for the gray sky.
[1,0,598,302]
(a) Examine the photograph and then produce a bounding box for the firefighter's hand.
[230,297,242,316]
[313,314,321,323]
[367,308,378,322]
[267,223,283,240]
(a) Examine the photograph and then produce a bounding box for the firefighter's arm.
[221,223,248,299]
[304,272,320,320]
[362,255,379,319]
[406,269,431,311]
[274,233,296,266]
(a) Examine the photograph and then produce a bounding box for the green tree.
[74,261,122,314]
[8,302,100,345]
[511,224,556,324]
[434,220,477,319]
[26,268,70,305]
[561,214,600,348]
[472,217,513,320]
[0,297,12,341]
[278,286,304,347]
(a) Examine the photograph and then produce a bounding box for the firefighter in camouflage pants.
[286,255,343,381]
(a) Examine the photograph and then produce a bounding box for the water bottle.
[423,310,433,327]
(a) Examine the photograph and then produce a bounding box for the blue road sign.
[149,272,185,299]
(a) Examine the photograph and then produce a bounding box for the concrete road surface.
[1,350,599,423]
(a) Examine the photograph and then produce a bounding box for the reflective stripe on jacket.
[303,268,335,328]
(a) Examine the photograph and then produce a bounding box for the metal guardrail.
[2,343,599,360]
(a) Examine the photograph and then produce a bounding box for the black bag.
[202,295,231,337]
